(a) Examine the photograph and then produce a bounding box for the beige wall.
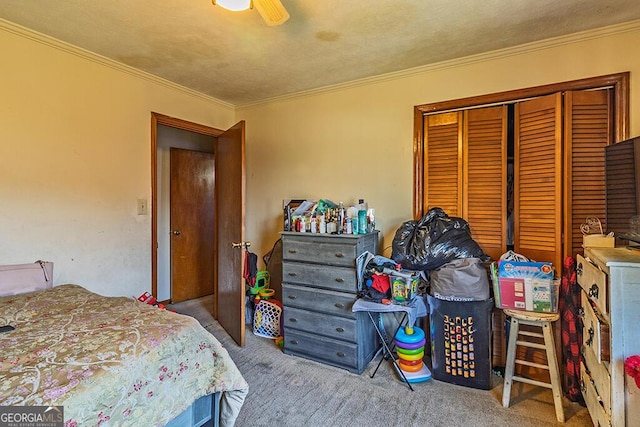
[2,20,640,297]
[239,22,640,260]
[0,24,234,297]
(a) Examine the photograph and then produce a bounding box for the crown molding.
[0,18,234,110]
[237,18,640,108]
[2,16,639,110]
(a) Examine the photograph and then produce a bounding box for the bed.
[0,284,248,427]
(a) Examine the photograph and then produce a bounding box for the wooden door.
[463,106,508,261]
[563,89,612,259]
[514,93,563,269]
[170,148,215,303]
[422,112,463,216]
[215,121,246,346]
[422,107,507,260]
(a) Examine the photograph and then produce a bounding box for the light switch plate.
[137,198,148,215]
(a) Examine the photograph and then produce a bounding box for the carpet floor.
[169,297,592,427]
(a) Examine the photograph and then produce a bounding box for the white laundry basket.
[252,299,282,339]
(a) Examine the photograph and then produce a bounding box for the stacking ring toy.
[394,338,426,350]
[395,346,424,355]
[397,350,424,361]
[395,326,425,344]
[397,358,422,366]
[398,360,424,372]
[395,325,427,376]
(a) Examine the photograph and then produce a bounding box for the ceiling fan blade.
[254,0,289,26]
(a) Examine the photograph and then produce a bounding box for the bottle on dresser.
[358,199,368,234]
[337,202,345,234]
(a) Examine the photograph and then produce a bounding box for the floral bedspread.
[0,285,248,426]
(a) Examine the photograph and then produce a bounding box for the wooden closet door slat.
[514,93,563,268]
[423,112,463,217]
[564,89,612,259]
[463,106,507,261]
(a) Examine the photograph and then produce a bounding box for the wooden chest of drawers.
[577,248,640,427]
[281,231,379,374]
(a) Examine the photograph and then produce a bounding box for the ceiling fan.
[212,0,290,26]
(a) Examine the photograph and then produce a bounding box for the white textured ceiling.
[1,0,639,106]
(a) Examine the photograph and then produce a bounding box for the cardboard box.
[494,261,558,313]
[583,234,615,248]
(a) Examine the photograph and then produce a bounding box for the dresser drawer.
[581,335,611,415]
[282,262,358,292]
[283,237,358,267]
[283,306,358,341]
[581,291,611,363]
[581,362,611,427]
[284,329,359,372]
[577,254,608,315]
[282,283,356,318]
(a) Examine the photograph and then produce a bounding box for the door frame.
[151,112,223,303]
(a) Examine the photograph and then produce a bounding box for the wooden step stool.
[501,309,564,423]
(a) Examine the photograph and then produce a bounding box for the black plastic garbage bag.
[391,207,489,271]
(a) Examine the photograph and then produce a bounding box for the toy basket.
[253,299,282,339]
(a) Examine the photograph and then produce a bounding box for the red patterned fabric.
[559,256,584,403]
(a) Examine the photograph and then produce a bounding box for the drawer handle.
[335,278,344,283]
[288,295,297,300]
[335,253,344,258]
[577,307,585,318]
[290,339,299,345]
[288,272,298,277]
[588,284,599,300]
[336,327,344,333]
[334,303,345,309]
[576,262,583,276]
[336,351,345,358]
[288,249,297,254]
[586,327,594,347]
[290,318,297,323]
[580,379,586,393]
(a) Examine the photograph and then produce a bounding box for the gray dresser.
[281,231,379,374]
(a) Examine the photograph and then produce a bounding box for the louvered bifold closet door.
[564,89,612,259]
[514,93,563,269]
[423,112,463,216]
[463,106,508,261]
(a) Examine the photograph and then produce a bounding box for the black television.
[605,136,640,244]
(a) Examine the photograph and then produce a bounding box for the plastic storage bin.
[490,261,559,313]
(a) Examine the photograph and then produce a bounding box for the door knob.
[232,241,251,249]
[170,230,181,236]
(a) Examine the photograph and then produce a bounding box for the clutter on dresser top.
[283,198,375,235]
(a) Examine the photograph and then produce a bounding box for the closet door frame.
[413,72,630,219]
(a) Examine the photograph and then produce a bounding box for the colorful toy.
[136,292,176,312]
[258,288,275,299]
[275,336,284,349]
[249,270,270,296]
[394,325,432,383]
[389,270,419,304]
